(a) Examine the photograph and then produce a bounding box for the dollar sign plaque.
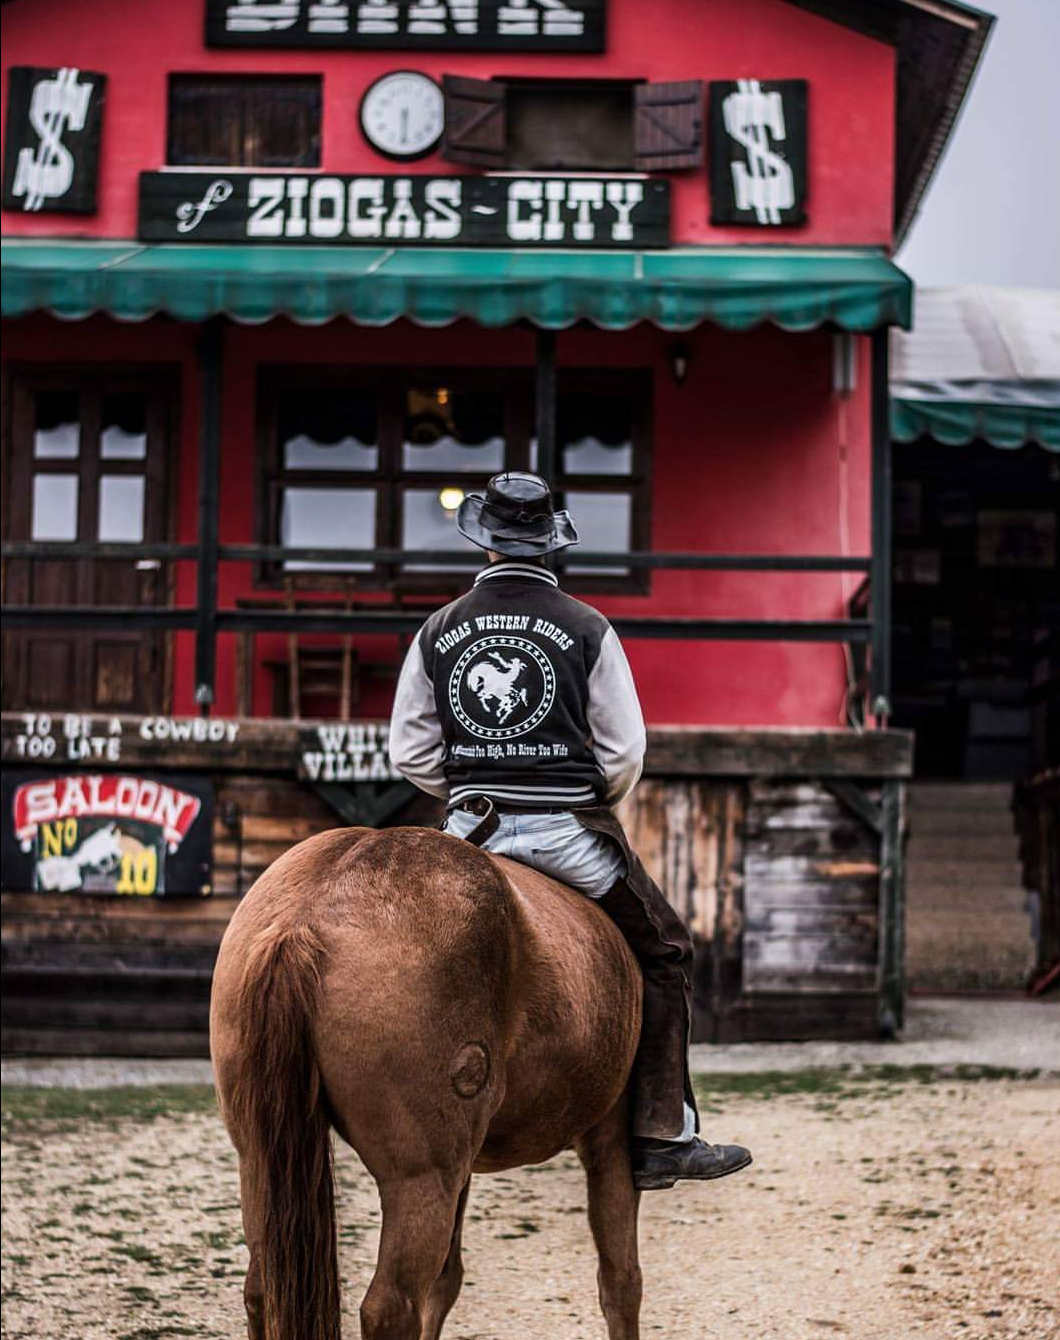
[3,66,107,214]
[708,79,807,228]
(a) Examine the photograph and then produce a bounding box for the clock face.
[359,72,444,161]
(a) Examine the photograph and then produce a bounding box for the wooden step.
[909,782,1015,808]
[0,1025,210,1058]
[907,808,1015,837]
[905,879,1029,908]
[906,911,1035,992]
[906,833,1021,860]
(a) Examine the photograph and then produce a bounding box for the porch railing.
[1,539,879,711]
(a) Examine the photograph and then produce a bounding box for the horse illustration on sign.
[36,820,122,892]
[466,651,529,724]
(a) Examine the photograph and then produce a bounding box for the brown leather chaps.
[574,807,699,1141]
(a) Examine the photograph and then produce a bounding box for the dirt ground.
[2,1068,1057,1340]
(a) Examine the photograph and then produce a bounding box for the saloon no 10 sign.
[138,172,670,248]
[1,771,214,898]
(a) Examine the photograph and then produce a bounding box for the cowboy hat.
[457,472,579,557]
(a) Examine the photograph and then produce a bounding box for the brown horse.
[209,823,645,1340]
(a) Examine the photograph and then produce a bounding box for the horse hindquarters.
[211,921,341,1340]
[309,831,518,1338]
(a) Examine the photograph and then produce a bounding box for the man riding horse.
[390,471,752,1191]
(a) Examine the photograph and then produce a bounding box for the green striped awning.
[891,396,1060,452]
[1,240,912,332]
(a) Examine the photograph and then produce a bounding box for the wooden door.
[3,372,172,714]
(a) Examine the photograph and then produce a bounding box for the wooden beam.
[644,726,914,778]
[822,778,883,834]
[194,318,224,712]
[877,779,907,1036]
[312,780,417,828]
[870,327,892,717]
[1,714,915,778]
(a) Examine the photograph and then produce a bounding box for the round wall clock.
[359,71,444,161]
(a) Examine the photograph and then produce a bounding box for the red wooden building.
[1,0,992,1051]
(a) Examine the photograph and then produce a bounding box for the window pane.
[563,436,633,475]
[98,476,145,542]
[34,391,80,458]
[401,488,472,571]
[280,389,378,470]
[101,393,148,460]
[507,84,634,171]
[284,435,380,471]
[560,388,633,475]
[31,474,79,541]
[402,387,505,472]
[168,76,321,167]
[564,491,631,575]
[249,84,322,168]
[168,80,243,165]
[281,487,375,571]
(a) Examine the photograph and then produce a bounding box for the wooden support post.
[194,319,223,714]
[870,328,892,720]
[535,327,558,482]
[877,779,906,1036]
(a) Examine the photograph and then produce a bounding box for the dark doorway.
[3,371,174,714]
[890,438,1059,779]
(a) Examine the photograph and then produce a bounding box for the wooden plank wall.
[742,780,880,995]
[2,758,906,1051]
[1,774,343,1056]
[617,779,744,1042]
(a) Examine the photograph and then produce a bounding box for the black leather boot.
[632,1136,752,1191]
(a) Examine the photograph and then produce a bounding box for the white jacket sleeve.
[586,626,646,805]
[388,632,449,800]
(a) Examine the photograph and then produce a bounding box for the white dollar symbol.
[723,79,795,226]
[13,69,93,212]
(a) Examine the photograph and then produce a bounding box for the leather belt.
[456,797,572,816]
[453,796,500,847]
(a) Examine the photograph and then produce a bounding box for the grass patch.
[1,1084,217,1132]
[0,1064,1035,1132]
[693,1064,1037,1106]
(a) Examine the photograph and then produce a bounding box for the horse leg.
[360,1173,467,1340]
[420,1177,471,1340]
[237,1158,265,1340]
[575,1099,643,1340]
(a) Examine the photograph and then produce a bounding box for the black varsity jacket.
[389,560,646,809]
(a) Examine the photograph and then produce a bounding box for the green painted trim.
[1,239,913,332]
[891,397,1060,453]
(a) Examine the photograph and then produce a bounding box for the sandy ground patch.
[2,1071,1057,1340]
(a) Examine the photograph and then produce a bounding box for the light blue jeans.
[442,808,626,900]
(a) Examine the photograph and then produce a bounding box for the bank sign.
[206,0,605,51]
[138,172,670,247]
[2,771,214,898]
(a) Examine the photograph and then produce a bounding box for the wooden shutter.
[442,75,507,169]
[633,80,704,171]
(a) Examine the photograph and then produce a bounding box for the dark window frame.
[255,365,652,596]
[442,75,703,173]
[2,363,180,714]
[503,77,639,172]
[166,73,322,168]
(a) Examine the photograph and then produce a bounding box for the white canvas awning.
[890,286,1060,450]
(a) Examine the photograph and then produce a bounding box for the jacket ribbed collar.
[473,561,559,588]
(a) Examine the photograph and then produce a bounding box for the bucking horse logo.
[465,652,529,724]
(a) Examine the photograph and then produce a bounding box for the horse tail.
[227,920,340,1340]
